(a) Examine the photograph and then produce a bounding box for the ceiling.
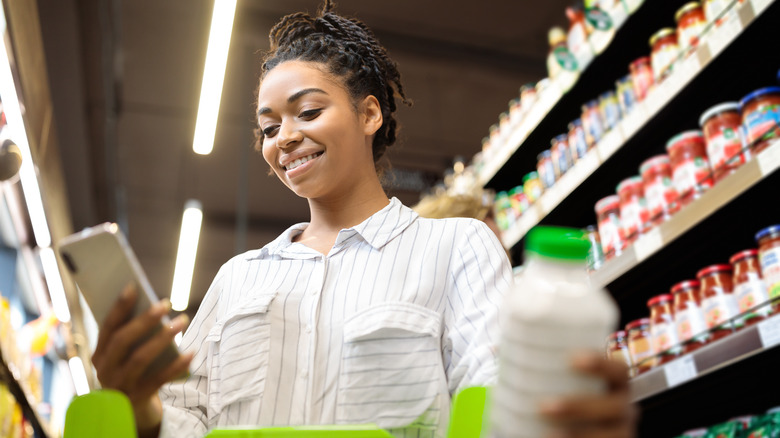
[35,0,571,317]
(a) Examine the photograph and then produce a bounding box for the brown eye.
[299,108,322,119]
[263,126,279,137]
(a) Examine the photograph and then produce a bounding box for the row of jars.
[594,83,780,260]
[606,224,780,376]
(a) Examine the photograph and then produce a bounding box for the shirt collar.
[246,197,417,260]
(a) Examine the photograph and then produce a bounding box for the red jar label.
[619,198,647,239]
[707,128,744,170]
[644,177,677,219]
[672,156,712,196]
[598,215,622,256]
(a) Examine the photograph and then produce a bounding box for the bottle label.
[759,247,780,299]
[707,128,744,170]
[701,293,739,328]
[568,129,589,160]
[650,321,678,354]
[672,157,712,197]
[553,46,579,72]
[644,177,677,220]
[651,45,678,81]
[598,215,622,256]
[628,337,653,364]
[676,305,707,341]
[744,104,780,145]
[735,277,771,314]
[679,22,706,48]
[619,198,647,239]
[585,7,613,31]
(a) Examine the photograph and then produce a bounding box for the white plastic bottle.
[491,226,619,438]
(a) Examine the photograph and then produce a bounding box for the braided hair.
[259,0,410,165]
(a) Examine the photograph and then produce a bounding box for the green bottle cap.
[525,226,590,260]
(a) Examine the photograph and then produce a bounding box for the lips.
[284,151,323,171]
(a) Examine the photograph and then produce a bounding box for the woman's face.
[257,60,382,200]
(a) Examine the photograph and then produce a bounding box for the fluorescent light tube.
[40,247,70,322]
[192,0,237,155]
[170,200,203,311]
[0,6,51,247]
[68,356,91,396]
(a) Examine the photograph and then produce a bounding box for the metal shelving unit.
[0,344,52,437]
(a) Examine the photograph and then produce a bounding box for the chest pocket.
[337,303,444,429]
[205,293,276,417]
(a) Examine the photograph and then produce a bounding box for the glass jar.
[649,28,679,83]
[606,330,632,369]
[626,318,654,374]
[648,294,681,363]
[676,2,707,49]
[671,280,709,353]
[599,90,621,131]
[616,74,636,116]
[508,186,530,218]
[494,191,513,231]
[616,176,648,243]
[568,119,589,161]
[739,87,780,153]
[520,83,537,110]
[489,123,501,148]
[499,111,511,137]
[629,56,654,102]
[699,102,747,182]
[730,249,771,323]
[584,225,605,272]
[551,134,573,177]
[582,100,606,146]
[523,172,544,203]
[481,136,491,152]
[595,195,624,260]
[537,150,557,189]
[756,225,780,312]
[666,131,713,206]
[639,155,679,227]
[509,97,523,126]
[697,264,739,341]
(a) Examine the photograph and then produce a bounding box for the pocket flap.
[205,293,276,342]
[343,302,442,342]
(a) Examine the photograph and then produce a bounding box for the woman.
[92,2,635,437]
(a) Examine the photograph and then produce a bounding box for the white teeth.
[285,153,321,171]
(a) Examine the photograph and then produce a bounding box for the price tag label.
[758,140,780,176]
[596,130,623,161]
[663,355,698,388]
[678,56,701,86]
[633,228,662,262]
[539,185,562,214]
[619,106,645,140]
[758,315,780,349]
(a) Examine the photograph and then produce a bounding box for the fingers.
[540,390,635,425]
[99,298,172,375]
[121,314,189,386]
[94,284,137,359]
[570,352,631,390]
[130,352,194,406]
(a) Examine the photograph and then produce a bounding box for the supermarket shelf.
[630,312,780,402]
[498,0,775,249]
[591,140,780,289]
[0,345,51,437]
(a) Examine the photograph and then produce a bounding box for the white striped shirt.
[159,197,512,438]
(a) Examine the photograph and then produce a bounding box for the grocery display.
[470,0,780,435]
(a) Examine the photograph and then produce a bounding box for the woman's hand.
[539,352,638,438]
[91,285,193,436]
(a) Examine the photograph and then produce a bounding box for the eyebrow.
[257,88,329,116]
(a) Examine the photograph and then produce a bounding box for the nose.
[276,119,303,149]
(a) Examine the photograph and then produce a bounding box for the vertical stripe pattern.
[158,198,511,438]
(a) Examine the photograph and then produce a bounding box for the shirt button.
[305,326,312,334]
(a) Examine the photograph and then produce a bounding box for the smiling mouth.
[284,151,324,171]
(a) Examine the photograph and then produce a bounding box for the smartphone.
[58,222,187,380]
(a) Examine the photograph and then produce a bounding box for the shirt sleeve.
[443,219,513,396]
[158,263,226,438]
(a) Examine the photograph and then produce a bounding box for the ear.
[360,95,383,136]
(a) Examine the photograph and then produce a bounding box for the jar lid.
[671,280,700,294]
[523,171,539,183]
[496,191,508,198]
[568,118,583,129]
[500,111,509,120]
[696,264,733,279]
[675,2,702,22]
[489,123,499,133]
[616,176,644,194]
[739,87,780,111]
[552,134,569,145]
[699,102,740,128]
[607,330,627,341]
[626,318,651,330]
[729,249,759,264]
[649,28,677,47]
[508,186,521,196]
[756,225,780,242]
[640,155,671,175]
[595,195,621,213]
[666,130,705,151]
[538,150,552,160]
[509,97,521,106]
[647,294,674,307]
[630,56,651,69]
